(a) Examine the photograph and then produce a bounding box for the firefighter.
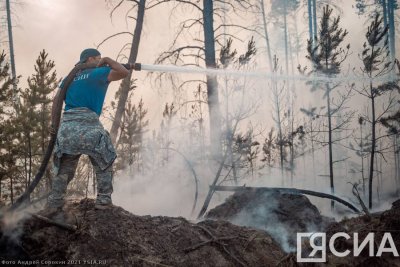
[47,48,129,211]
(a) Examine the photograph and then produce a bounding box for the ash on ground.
[0,199,284,266]
[206,188,400,266]
[206,188,334,252]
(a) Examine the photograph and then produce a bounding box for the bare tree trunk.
[312,0,317,44]
[198,151,229,218]
[326,83,334,209]
[375,150,380,202]
[311,120,316,186]
[203,0,222,157]
[273,82,285,183]
[360,122,365,196]
[369,81,376,209]
[307,0,313,46]
[110,0,146,144]
[260,0,273,69]
[288,33,296,186]
[283,0,289,74]
[387,0,396,61]
[382,0,389,27]
[6,0,17,104]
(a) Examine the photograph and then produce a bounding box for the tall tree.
[270,0,300,73]
[14,50,59,197]
[104,0,202,147]
[0,51,19,204]
[5,0,17,100]
[203,0,222,157]
[354,0,398,61]
[306,5,351,209]
[386,0,397,61]
[218,37,257,184]
[259,0,273,70]
[105,0,147,145]
[358,14,399,208]
[271,56,287,178]
[155,0,254,159]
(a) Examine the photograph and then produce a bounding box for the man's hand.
[98,57,129,82]
[96,57,111,67]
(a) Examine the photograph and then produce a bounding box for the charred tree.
[107,0,146,144]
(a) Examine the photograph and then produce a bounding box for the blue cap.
[77,48,101,65]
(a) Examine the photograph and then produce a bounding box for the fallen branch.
[197,150,230,219]
[350,182,371,218]
[31,213,77,232]
[211,185,361,213]
[188,224,246,267]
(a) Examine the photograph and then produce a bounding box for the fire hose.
[9,62,141,211]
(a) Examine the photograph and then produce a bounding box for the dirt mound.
[280,199,400,266]
[206,188,333,251]
[0,199,285,266]
[322,199,400,266]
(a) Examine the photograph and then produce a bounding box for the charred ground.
[0,199,284,266]
[0,191,399,266]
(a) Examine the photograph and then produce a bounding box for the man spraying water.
[46,48,129,212]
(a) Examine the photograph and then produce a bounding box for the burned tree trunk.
[203,0,222,157]
[110,0,146,144]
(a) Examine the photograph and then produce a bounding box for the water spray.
[127,63,398,84]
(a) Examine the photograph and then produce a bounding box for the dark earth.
[1,190,400,266]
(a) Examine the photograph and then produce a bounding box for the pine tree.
[306,5,351,209]
[0,51,19,205]
[16,50,59,197]
[358,14,399,208]
[115,93,148,175]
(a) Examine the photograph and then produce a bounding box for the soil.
[206,188,335,250]
[0,199,285,267]
[206,188,400,266]
[1,190,400,266]
[320,199,400,267]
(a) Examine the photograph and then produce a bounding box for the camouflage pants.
[47,154,114,208]
[47,108,116,208]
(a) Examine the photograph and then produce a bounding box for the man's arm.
[97,57,129,82]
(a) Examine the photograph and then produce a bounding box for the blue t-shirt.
[63,66,111,116]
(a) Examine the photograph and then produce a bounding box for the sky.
[5,0,174,127]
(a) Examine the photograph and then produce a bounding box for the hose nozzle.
[123,63,141,71]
